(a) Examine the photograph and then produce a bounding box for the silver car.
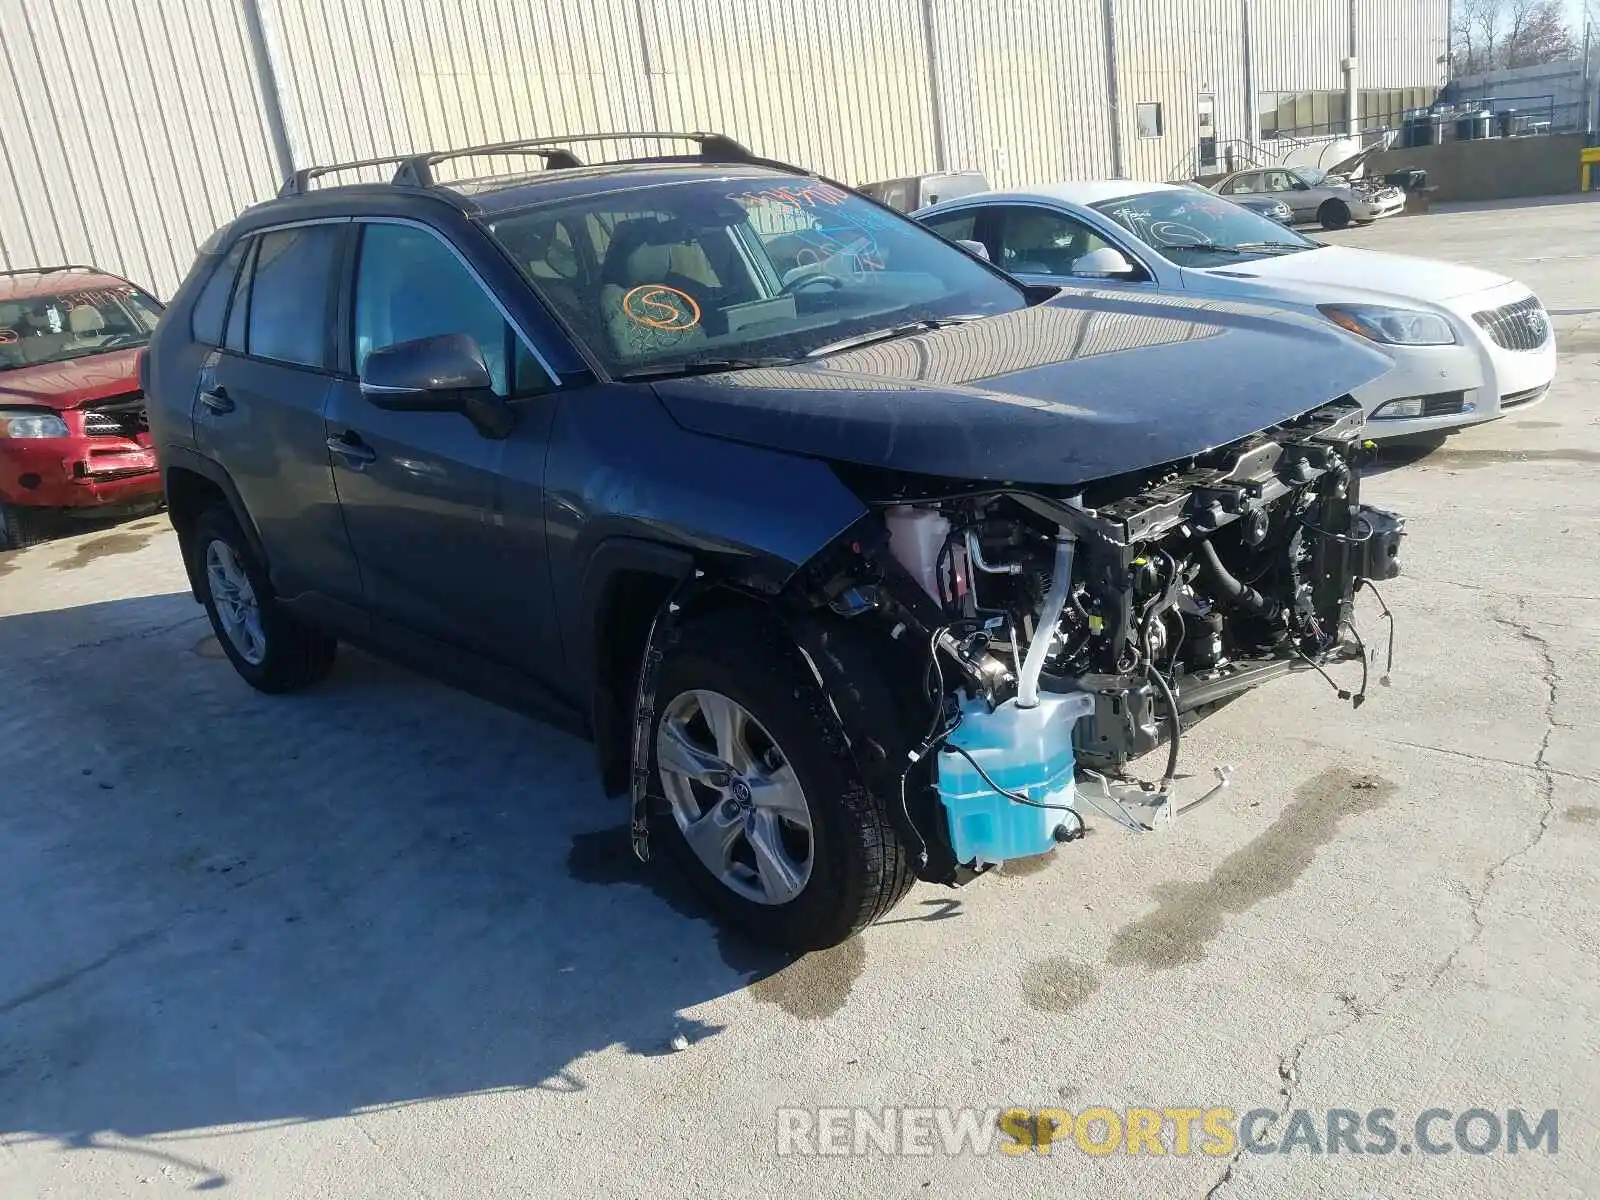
[1211,165,1404,230]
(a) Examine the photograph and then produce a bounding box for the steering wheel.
[780,271,845,296]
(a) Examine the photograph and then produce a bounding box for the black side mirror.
[360,333,514,439]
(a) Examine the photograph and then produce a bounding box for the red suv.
[0,265,165,549]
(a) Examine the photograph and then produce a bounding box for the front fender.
[545,383,870,671]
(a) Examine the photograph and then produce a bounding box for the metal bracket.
[1076,764,1234,832]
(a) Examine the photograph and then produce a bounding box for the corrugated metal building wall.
[1117,0,1249,182]
[933,0,1115,190]
[1356,0,1450,87]
[1250,0,1350,91]
[0,0,281,299]
[0,0,1448,298]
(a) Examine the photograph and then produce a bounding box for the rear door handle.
[326,432,377,468]
[199,387,234,414]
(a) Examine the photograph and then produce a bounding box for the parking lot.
[2,195,1597,1198]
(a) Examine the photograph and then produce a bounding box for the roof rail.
[277,132,770,199]
[0,264,105,278]
[392,131,757,187]
[279,153,422,197]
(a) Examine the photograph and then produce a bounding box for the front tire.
[192,504,337,693]
[1319,199,1352,230]
[650,611,914,950]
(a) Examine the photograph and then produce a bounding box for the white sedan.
[914,180,1556,438]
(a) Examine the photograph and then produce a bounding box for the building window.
[1358,87,1437,130]
[1136,102,1164,138]
[1258,91,1350,139]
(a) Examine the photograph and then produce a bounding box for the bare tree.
[1503,0,1579,65]
[1452,0,1505,74]
[1451,0,1578,73]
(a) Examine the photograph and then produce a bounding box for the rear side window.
[190,240,248,345]
[245,225,340,367]
[224,239,257,354]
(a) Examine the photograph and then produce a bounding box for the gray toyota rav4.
[143,133,1404,950]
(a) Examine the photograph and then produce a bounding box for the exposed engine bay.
[773,397,1406,882]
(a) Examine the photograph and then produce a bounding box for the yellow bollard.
[1581,146,1600,193]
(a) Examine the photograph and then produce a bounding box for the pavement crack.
[1375,737,1599,786]
[1202,983,1401,1199]
[0,927,167,1017]
[63,614,207,653]
[1428,603,1563,988]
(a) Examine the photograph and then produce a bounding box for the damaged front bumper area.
[769,397,1406,883]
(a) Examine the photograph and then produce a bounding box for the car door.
[322,218,562,673]
[986,204,1149,289]
[1264,170,1315,221]
[195,221,364,607]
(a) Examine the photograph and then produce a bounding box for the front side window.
[0,281,162,371]
[995,206,1109,277]
[353,223,514,397]
[488,176,1025,376]
[921,211,978,243]
[1092,189,1317,267]
[246,225,340,367]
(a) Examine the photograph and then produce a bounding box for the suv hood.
[651,292,1393,487]
[0,348,143,411]
[1211,245,1511,302]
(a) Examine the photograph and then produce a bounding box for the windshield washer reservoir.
[938,691,1096,866]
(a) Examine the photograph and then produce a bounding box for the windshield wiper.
[1229,241,1310,253]
[611,356,799,381]
[1168,242,1252,256]
[805,316,979,359]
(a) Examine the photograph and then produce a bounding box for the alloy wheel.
[205,539,267,665]
[656,688,815,905]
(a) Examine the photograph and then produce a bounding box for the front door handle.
[199,387,234,414]
[326,433,377,468]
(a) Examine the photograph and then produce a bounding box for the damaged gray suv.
[143,133,1405,950]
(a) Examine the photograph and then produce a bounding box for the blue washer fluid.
[937,691,1097,865]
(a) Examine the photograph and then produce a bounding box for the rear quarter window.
[189,240,249,346]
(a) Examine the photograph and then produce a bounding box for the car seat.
[68,304,107,341]
[1006,210,1085,276]
[599,218,713,359]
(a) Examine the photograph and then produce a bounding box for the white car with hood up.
[914,179,1556,438]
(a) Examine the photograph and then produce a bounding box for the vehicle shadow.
[1362,431,1450,477]
[0,592,863,1177]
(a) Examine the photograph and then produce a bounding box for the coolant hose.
[1195,538,1280,620]
[1017,534,1075,708]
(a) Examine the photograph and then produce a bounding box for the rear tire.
[649,610,914,950]
[1318,199,1352,230]
[192,504,337,693]
[0,502,48,551]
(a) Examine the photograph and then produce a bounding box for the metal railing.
[1270,95,1576,147]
